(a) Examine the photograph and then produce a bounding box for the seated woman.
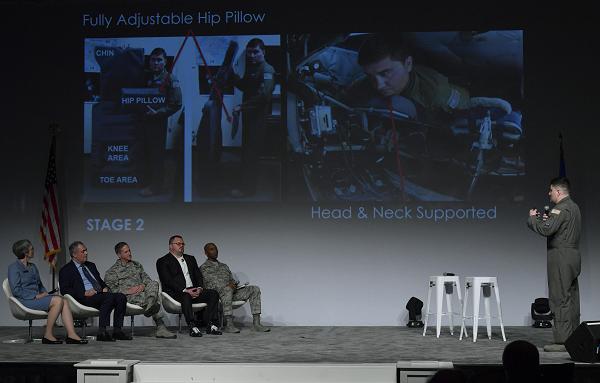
[7,239,87,344]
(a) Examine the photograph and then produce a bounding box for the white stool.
[423,275,464,337]
[460,276,506,342]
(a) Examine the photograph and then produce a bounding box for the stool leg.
[436,281,443,338]
[460,284,469,340]
[458,280,467,339]
[130,315,135,338]
[484,294,492,339]
[472,282,481,342]
[446,291,454,335]
[493,284,507,341]
[178,314,182,333]
[423,282,433,336]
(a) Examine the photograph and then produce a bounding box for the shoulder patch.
[447,88,461,109]
[551,209,561,215]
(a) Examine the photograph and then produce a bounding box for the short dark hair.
[12,239,32,259]
[502,340,540,381]
[114,242,128,254]
[358,34,411,67]
[246,38,265,51]
[550,177,570,193]
[203,242,216,253]
[169,235,182,244]
[150,47,167,58]
[69,241,84,257]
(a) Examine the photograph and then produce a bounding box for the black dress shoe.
[66,337,88,344]
[112,331,133,341]
[206,325,223,335]
[189,326,203,337]
[96,332,116,342]
[42,337,63,344]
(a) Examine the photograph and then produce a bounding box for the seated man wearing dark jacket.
[156,235,222,337]
[58,241,131,341]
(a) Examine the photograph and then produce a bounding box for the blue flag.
[558,132,566,177]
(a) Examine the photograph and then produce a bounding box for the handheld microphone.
[544,205,550,216]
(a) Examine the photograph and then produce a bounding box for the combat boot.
[154,317,177,339]
[223,315,240,333]
[252,314,270,332]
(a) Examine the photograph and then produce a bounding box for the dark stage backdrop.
[1,1,598,326]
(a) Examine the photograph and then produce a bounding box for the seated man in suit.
[200,242,270,333]
[58,241,131,341]
[156,235,222,337]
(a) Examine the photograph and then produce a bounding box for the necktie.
[81,265,102,292]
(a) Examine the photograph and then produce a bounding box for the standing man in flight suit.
[230,38,276,198]
[528,177,582,352]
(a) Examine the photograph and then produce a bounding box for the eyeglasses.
[171,242,185,246]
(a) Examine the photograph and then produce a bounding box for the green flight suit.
[528,196,581,343]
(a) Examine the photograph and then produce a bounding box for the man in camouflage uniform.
[356,34,474,192]
[104,242,176,338]
[358,34,471,124]
[528,177,581,352]
[200,242,270,333]
[139,47,183,197]
[230,38,276,198]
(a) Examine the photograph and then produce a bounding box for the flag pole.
[41,123,62,290]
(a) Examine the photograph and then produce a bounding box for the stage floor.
[0,325,580,365]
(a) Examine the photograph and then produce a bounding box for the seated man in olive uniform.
[104,242,176,339]
[200,242,270,333]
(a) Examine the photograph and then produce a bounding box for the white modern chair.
[62,293,100,338]
[160,291,207,333]
[125,302,146,337]
[2,278,48,343]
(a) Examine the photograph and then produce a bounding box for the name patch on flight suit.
[551,209,561,215]
[447,88,461,109]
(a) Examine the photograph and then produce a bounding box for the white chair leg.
[435,280,443,338]
[472,282,481,342]
[446,291,454,335]
[423,281,433,336]
[493,283,507,341]
[460,283,469,340]
[484,293,492,339]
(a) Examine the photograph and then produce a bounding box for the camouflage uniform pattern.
[528,195,581,343]
[146,70,183,117]
[104,260,161,318]
[403,65,470,114]
[200,260,262,317]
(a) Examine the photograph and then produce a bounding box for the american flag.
[39,135,61,269]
